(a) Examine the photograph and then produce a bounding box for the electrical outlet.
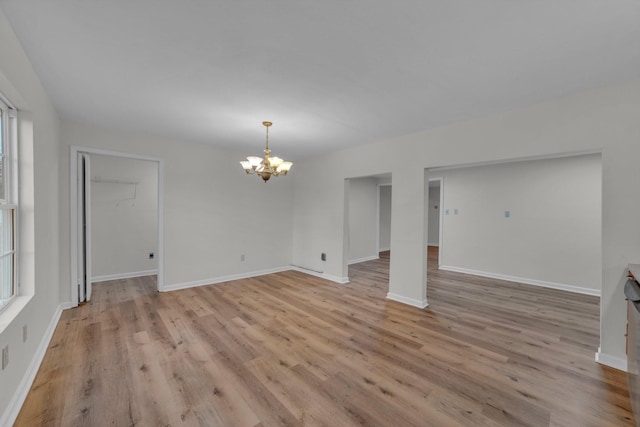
[148,252,154,259]
[23,325,27,343]
[240,254,245,262]
[2,345,8,370]
[321,253,326,261]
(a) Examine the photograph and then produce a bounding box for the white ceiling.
[1,1,639,159]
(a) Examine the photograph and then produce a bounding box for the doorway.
[427,178,443,267]
[344,174,392,290]
[70,147,164,305]
[378,183,391,254]
[426,153,601,296]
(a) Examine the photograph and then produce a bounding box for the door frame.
[77,153,92,302]
[70,146,164,306]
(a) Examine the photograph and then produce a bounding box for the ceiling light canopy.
[240,121,292,182]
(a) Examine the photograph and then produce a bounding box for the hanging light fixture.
[240,121,293,182]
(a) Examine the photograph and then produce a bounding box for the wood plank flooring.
[14,248,634,426]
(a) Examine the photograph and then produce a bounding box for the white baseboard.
[60,301,75,310]
[378,247,390,252]
[438,265,600,297]
[92,269,158,283]
[348,255,379,265]
[427,243,439,247]
[164,265,351,292]
[289,266,350,284]
[0,302,71,427]
[162,266,292,292]
[386,292,429,309]
[595,348,627,372]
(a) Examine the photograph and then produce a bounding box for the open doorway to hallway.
[345,173,391,291]
[378,182,391,266]
[425,152,602,301]
[427,178,442,268]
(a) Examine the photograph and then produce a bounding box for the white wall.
[292,79,640,368]
[0,8,62,424]
[438,154,601,293]
[427,184,440,246]
[348,177,378,263]
[59,121,294,293]
[90,154,158,280]
[378,185,391,251]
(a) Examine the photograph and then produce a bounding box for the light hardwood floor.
[14,248,634,426]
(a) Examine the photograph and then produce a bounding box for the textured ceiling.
[1,0,639,159]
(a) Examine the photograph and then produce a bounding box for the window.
[0,96,17,312]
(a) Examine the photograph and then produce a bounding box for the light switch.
[454,208,459,215]
[505,210,510,218]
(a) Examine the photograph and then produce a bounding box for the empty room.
[1,1,640,426]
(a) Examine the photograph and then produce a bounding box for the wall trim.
[289,266,350,284]
[162,266,293,292]
[348,255,379,265]
[378,247,390,252]
[92,270,158,283]
[0,302,72,427]
[595,348,627,372]
[386,292,429,309]
[438,265,601,297]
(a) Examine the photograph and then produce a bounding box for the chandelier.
[240,121,293,182]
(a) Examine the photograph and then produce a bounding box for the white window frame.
[0,95,18,314]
